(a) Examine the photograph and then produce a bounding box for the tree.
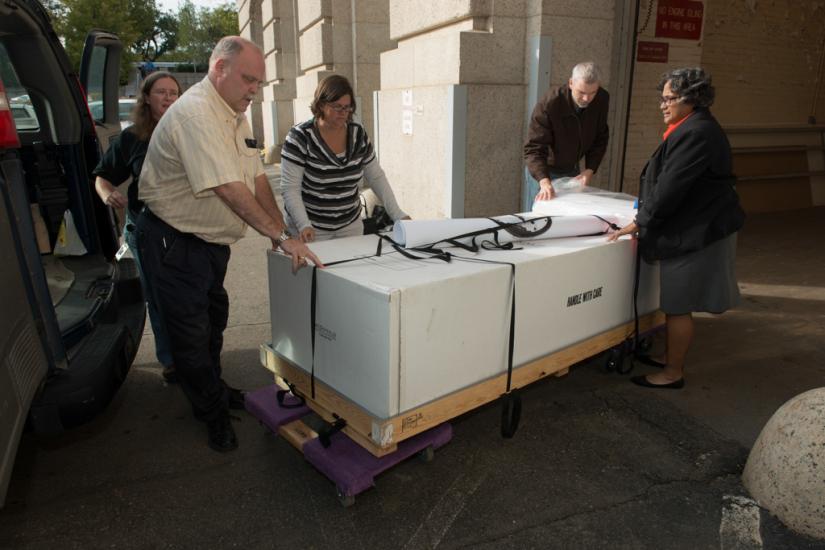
[134,12,179,61]
[49,0,176,82]
[173,1,239,69]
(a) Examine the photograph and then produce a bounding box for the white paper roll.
[392,192,636,249]
[392,213,618,249]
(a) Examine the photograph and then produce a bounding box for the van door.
[0,166,50,507]
[79,30,123,154]
[0,80,49,506]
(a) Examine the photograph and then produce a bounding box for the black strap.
[487,214,553,240]
[448,252,521,437]
[500,260,521,438]
[606,235,642,375]
[378,234,453,263]
[276,381,307,409]
[310,266,318,398]
[627,236,643,374]
[317,414,347,448]
[418,215,554,250]
[591,214,622,232]
[500,390,522,438]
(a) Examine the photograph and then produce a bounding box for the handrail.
[724,124,825,134]
[737,170,825,182]
[732,145,825,154]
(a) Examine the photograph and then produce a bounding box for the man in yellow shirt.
[137,36,321,452]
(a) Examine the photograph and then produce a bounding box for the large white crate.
[268,231,659,420]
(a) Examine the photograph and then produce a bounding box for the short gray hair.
[571,62,601,84]
[209,36,256,66]
[658,67,715,108]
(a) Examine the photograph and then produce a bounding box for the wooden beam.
[261,310,665,457]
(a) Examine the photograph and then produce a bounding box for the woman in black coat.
[609,67,745,389]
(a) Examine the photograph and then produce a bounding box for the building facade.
[239,0,825,218]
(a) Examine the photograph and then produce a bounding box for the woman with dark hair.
[609,67,745,389]
[280,74,408,241]
[93,70,181,382]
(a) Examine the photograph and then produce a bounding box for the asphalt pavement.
[1,197,823,549]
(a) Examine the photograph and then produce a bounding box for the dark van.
[0,0,144,504]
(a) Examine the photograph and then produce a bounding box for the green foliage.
[134,12,179,61]
[50,0,163,83]
[47,0,238,83]
[173,1,239,67]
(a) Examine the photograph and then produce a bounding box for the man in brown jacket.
[524,62,610,202]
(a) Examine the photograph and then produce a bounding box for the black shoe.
[162,365,178,383]
[631,375,685,389]
[635,355,666,369]
[206,412,238,452]
[226,386,246,410]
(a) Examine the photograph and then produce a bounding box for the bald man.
[137,36,321,452]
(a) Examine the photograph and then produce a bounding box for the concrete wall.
[621,0,703,195]
[378,0,617,219]
[621,0,825,206]
[238,0,265,142]
[241,0,825,213]
[703,0,825,125]
[260,0,299,162]
[251,0,395,162]
[526,0,617,194]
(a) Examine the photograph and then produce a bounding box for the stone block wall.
[252,0,395,162]
[621,0,825,201]
[238,0,265,143]
[378,0,620,219]
[702,0,825,125]
[240,0,823,213]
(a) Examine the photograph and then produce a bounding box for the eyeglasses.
[151,89,179,98]
[328,103,354,113]
[659,95,681,106]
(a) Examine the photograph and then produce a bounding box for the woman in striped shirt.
[280,75,408,242]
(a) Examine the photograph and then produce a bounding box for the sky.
[157,0,234,13]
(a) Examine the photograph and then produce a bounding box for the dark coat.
[636,108,745,261]
[92,127,148,216]
[523,84,610,181]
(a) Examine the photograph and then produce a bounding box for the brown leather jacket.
[523,84,610,181]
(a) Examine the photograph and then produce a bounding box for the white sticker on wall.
[402,109,413,135]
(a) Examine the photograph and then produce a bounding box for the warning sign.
[655,0,704,40]
[637,41,669,63]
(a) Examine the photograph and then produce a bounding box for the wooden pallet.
[260,310,665,457]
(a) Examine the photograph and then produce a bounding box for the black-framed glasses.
[659,95,681,105]
[328,103,354,113]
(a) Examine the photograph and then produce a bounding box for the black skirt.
[657,233,740,315]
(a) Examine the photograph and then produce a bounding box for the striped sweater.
[281,119,376,231]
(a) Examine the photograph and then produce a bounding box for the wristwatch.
[275,229,292,247]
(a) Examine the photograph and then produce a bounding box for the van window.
[0,44,40,131]
[85,45,107,123]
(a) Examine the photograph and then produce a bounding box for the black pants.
[136,208,231,421]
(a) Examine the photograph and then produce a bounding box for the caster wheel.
[637,336,653,354]
[336,487,355,507]
[418,446,435,463]
[605,347,624,372]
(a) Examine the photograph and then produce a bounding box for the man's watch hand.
[274,229,292,248]
[279,237,325,272]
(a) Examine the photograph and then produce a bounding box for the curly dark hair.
[657,67,715,108]
[310,75,356,120]
[130,71,181,141]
